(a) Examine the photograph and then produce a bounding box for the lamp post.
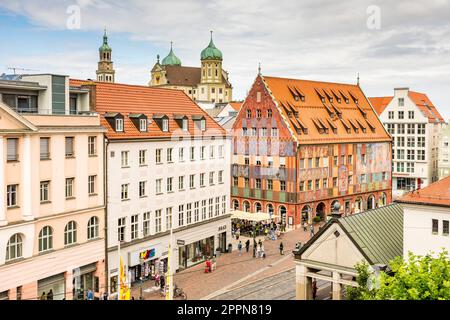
[252,221,256,258]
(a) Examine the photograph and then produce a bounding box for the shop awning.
[231,210,278,222]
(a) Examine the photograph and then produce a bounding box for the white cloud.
[1,0,450,118]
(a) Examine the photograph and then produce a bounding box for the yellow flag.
[119,256,130,300]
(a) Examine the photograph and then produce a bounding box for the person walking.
[87,289,94,300]
[245,239,250,253]
[46,289,53,300]
[237,241,243,256]
[303,221,307,232]
[279,242,284,255]
[40,292,46,300]
[312,279,318,300]
[310,224,315,238]
[260,244,265,259]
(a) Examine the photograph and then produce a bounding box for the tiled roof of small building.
[398,175,450,207]
[368,96,393,115]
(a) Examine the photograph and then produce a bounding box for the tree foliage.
[347,250,450,300]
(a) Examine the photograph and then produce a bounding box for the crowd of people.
[231,219,286,240]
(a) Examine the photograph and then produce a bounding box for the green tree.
[347,250,450,300]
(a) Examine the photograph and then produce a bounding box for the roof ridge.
[263,75,359,87]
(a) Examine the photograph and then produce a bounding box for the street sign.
[177,239,185,246]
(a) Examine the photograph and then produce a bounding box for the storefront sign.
[139,248,156,260]
[218,225,227,232]
[130,244,162,266]
[177,239,185,246]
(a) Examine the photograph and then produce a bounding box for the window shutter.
[7,139,17,160]
[40,138,49,157]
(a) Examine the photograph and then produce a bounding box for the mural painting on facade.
[339,165,348,194]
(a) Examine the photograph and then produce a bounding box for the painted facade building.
[0,74,106,300]
[398,175,450,257]
[70,79,231,294]
[148,32,233,104]
[231,74,392,228]
[370,88,445,199]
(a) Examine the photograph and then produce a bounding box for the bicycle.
[159,284,187,300]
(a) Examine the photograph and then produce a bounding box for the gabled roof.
[408,91,445,123]
[368,96,393,115]
[297,203,404,268]
[262,76,391,144]
[229,102,242,111]
[70,79,225,139]
[398,175,450,207]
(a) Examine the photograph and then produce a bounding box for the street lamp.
[252,221,256,258]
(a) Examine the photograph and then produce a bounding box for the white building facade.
[438,123,450,179]
[372,88,445,199]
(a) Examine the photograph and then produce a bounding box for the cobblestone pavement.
[131,223,323,300]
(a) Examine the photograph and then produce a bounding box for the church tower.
[96,29,115,83]
[200,31,223,84]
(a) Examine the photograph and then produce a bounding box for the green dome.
[201,31,222,60]
[162,42,182,66]
[99,29,112,52]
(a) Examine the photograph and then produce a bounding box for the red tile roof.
[229,102,242,111]
[408,91,445,123]
[398,176,450,207]
[368,96,393,115]
[70,79,225,139]
[262,76,391,144]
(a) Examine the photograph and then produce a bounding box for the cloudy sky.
[1,0,450,119]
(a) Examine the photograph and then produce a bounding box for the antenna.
[7,67,39,75]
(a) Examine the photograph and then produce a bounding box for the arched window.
[87,217,99,240]
[6,233,23,261]
[64,221,77,245]
[267,203,274,215]
[367,195,376,210]
[255,202,262,213]
[39,226,53,252]
[232,199,239,210]
[379,193,387,207]
[355,197,363,213]
[243,201,250,212]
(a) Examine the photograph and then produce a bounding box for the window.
[118,217,126,241]
[396,162,405,172]
[6,138,18,161]
[257,109,262,118]
[162,118,169,132]
[323,178,328,189]
[333,177,338,187]
[397,136,405,147]
[209,172,215,185]
[386,123,395,134]
[418,137,425,148]
[255,179,261,189]
[340,155,345,165]
[139,118,147,131]
[432,219,438,234]
[233,176,238,186]
[139,181,147,197]
[167,148,173,163]
[139,150,147,165]
[406,162,414,173]
[267,109,272,118]
[179,176,185,190]
[40,181,50,202]
[245,157,250,165]
[87,216,99,239]
[6,184,17,207]
[187,204,192,224]
[121,184,129,200]
[300,159,305,169]
[271,128,278,137]
[190,146,195,161]
[156,149,162,164]
[242,128,248,136]
[418,150,425,161]
[280,181,286,191]
[219,145,224,158]
[407,124,415,134]
[208,198,213,218]
[246,109,252,118]
[209,145,215,159]
[194,202,200,222]
[179,147,184,162]
[155,210,162,233]
[222,195,226,214]
[251,128,257,136]
[388,111,394,119]
[88,136,97,156]
[245,178,249,188]
[443,220,449,236]
[333,156,338,166]
[398,111,404,119]
[299,181,304,191]
[143,212,151,236]
[348,175,353,185]
[397,149,405,160]
[182,118,188,131]
[315,179,320,190]
[66,137,74,157]
[88,175,96,195]
[397,124,405,134]
[178,205,184,227]
[308,158,313,168]
[156,179,162,194]
[398,98,404,106]
[417,124,425,135]
[65,178,74,198]
[131,214,139,240]
[201,146,206,160]
[348,155,353,165]
[200,173,205,187]
[202,200,207,220]
[362,154,367,164]
[190,174,195,189]
[408,111,414,119]
[6,234,23,261]
[40,137,50,160]
[167,177,173,192]
[38,226,53,252]
[407,150,415,160]
[116,118,124,132]
[218,171,224,184]
[307,180,312,190]
[315,157,320,167]
[121,151,129,167]
[215,197,220,216]
[407,137,415,148]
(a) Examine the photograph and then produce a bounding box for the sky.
[0,0,450,119]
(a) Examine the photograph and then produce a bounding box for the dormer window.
[174,114,189,131]
[162,118,169,132]
[192,115,206,131]
[140,119,147,131]
[182,118,188,131]
[116,118,124,132]
[152,114,169,132]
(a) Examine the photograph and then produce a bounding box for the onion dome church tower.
[96,29,115,83]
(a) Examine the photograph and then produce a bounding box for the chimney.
[81,81,97,112]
